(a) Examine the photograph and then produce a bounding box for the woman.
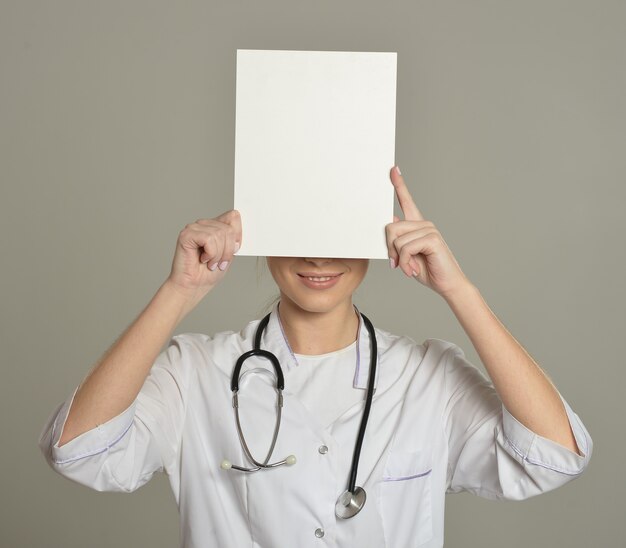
[39,166,592,547]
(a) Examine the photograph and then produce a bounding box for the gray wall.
[2,1,623,546]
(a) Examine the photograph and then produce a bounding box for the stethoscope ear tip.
[285,455,297,466]
[220,459,232,470]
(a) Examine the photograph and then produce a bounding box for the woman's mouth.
[297,273,343,289]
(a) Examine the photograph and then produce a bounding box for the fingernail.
[395,165,401,175]
[234,242,240,253]
[201,257,209,264]
[209,262,218,271]
[218,261,229,271]
[389,257,396,269]
[412,270,418,278]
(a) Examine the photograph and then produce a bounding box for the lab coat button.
[314,527,325,538]
[318,445,329,454]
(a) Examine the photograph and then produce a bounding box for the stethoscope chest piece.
[335,487,366,519]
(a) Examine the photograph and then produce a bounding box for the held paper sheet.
[234,49,397,259]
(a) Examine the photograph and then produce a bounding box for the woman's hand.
[385,166,472,298]
[166,210,242,298]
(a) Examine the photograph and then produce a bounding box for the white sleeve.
[442,344,593,501]
[38,334,195,493]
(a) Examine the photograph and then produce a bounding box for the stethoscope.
[219,308,378,519]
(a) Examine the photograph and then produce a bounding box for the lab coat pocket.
[378,447,433,547]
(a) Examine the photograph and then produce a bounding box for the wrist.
[440,280,480,307]
[160,279,211,319]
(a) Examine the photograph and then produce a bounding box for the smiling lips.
[297,272,343,289]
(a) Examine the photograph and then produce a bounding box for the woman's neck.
[277,297,359,356]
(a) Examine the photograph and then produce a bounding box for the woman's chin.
[280,291,347,315]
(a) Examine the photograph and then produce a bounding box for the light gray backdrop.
[1,1,623,546]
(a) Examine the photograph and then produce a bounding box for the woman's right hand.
[166,210,242,299]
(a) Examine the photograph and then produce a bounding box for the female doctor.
[39,166,592,547]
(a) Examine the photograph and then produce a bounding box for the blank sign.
[234,49,397,259]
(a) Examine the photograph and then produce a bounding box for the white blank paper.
[234,49,397,259]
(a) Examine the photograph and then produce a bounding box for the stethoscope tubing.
[232,387,284,470]
[224,307,377,518]
[345,312,377,494]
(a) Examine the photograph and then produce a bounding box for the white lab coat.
[39,303,593,547]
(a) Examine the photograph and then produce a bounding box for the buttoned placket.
[264,302,381,545]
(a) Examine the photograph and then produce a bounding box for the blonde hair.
[256,257,280,316]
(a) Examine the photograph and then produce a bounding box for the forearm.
[58,280,204,447]
[442,282,581,455]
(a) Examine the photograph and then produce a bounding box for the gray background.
[1,1,623,546]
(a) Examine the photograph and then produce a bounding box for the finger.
[391,227,439,277]
[216,209,243,252]
[408,256,423,276]
[392,226,438,255]
[205,234,225,271]
[390,166,424,221]
[230,210,242,252]
[386,220,435,268]
[194,209,242,253]
[189,227,224,271]
[185,228,220,270]
[196,231,221,269]
[196,211,241,262]
[216,232,239,270]
[397,232,441,278]
[387,215,402,266]
[385,222,400,268]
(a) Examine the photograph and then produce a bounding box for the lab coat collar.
[261,301,379,390]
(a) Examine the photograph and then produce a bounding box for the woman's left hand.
[386,166,472,298]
